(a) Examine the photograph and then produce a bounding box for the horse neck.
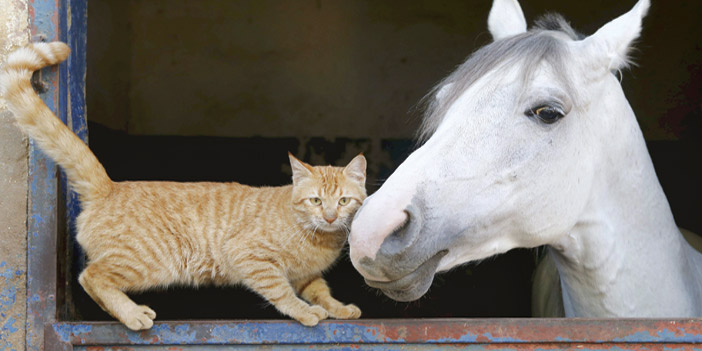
[549,103,702,317]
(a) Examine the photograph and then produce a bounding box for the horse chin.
[362,250,447,302]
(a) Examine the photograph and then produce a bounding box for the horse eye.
[527,105,564,124]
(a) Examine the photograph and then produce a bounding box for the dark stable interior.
[62,122,700,321]
[65,0,701,322]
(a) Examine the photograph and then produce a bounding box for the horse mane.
[417,14,581,143]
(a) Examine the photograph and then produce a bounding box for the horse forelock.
[533,13,584,41]
[417,14,580,143]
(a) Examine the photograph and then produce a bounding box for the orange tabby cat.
[0,42,367,330]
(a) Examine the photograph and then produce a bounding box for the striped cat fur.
[0,42,367,330]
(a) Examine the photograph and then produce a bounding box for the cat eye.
[310,197,322,206]
[525,104,565,124]
[338,197,350,206]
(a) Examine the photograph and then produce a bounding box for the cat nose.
[324,215,337,224]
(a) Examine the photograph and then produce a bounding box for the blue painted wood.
[61,0,89,321]
[26,0,61,347]
[43,319,702,350]
[25,0,88,349]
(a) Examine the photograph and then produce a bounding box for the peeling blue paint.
[209,324,247,343]
[0,286,17,308]
[0,264,12,279]
[126,324,198,344]
[478,332,522,343]
[52,324,93,343]
[610,328,700,344]
[2,317,19,334]
[435,335,478,343]
[51,324,70,342]
[72,324,93,335]
[41,320,702,348]
[26,1,62,351]
[0,263,20,351]
[658,328,699,343]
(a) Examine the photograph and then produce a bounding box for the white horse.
[348,0,702,317]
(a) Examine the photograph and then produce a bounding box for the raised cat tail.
[1,42,112,202]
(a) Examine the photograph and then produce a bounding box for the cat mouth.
[316,220,350,233]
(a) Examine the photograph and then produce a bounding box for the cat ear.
[343,154,367,185]
[288,152,314,184]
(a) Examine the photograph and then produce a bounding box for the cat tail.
[1,42,113,202]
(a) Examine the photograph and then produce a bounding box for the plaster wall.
[0,0,30,348]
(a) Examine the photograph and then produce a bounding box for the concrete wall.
[0,0,29,348]
[87,0,701,141]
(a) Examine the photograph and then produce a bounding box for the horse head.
[349,0,651,302]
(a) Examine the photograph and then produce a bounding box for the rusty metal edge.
[44,323,71,351]
[42,319,702,347]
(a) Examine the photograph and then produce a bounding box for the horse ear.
[343,154,367,185]
[488,0,527,41]
[289,152,314,185]
[579,0,650,71]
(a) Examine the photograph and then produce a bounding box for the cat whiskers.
[283,226,309,248]
[299,224,319,245]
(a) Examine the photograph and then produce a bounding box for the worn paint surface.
[26,1,62,351]
[43,319,702,350]
[0,0,30,350]
[58,0,88,321]
[70,345,702,351]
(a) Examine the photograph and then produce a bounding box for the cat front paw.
[328,303,362,319]
[294,305,328,327]
[121,305,157,331]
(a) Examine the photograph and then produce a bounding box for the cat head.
[289,153,367,233]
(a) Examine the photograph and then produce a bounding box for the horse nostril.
[390,211,410,236]
[382,208,421,256]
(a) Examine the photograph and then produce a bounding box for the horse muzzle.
[362,250,447,301]
[350,200,449,301]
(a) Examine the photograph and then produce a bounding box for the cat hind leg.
[78,262,156,330]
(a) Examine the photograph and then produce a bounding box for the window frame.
[26,0,702,350]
